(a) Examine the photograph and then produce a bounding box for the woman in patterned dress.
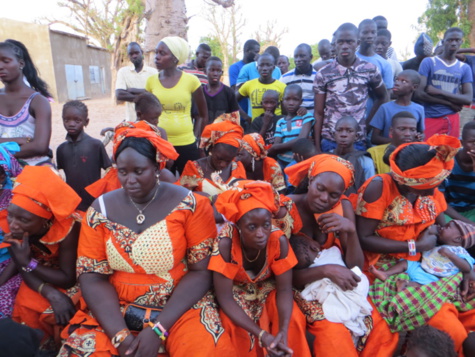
[60,121,236,356]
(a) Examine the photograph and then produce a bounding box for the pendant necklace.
[129,185,159,225]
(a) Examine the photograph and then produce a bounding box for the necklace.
[129,185,159,225]
[242,247,261,263]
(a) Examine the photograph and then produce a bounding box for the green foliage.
[418,0,472,47]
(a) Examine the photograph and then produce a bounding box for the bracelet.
[408,239,417,256]
[37,282,49,295]
[111,328,131,348]
[22,259,38,273]
[154,321,169,337]
[258,329,266,348]
[148,322,166,341]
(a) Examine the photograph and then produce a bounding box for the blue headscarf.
[0,142,21,190]
[414,33,433,57]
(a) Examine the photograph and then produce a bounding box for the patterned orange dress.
[355,173,475,353]
[59,192,236,357]
[261,157,286,193]
[208,224,310,357]
[180,160,246,196]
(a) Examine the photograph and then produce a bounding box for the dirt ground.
[50,97,125,159]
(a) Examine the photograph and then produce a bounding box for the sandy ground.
[50,97,125,160]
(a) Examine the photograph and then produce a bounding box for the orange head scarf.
[11,166,81,244]
[113,121,178,169]
[285,154,354,190]
[200,120,244,151]
[241,133,267,160]
[389,134,460,190]
[215,180,280,223]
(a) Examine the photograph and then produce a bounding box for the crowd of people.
[2,13,475,357]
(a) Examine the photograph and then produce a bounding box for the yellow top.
[146,72,201,146]
[239,78,286,120]
[367,143,391,174]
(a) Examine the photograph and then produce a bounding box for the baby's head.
[405,325,456,357]
[438,220,475,248]
[289,234,320,269]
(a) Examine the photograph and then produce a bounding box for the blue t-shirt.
[228,60,248,113]
[419,56,473,118]
[357,52,394,89]
[370,101,425,137]
[464,55,475,102]
[274,114,315,163]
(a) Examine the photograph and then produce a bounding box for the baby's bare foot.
[369,265,389,282]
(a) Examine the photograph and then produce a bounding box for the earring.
[156,173,161,186]
[19,66,23,70]
[251,157,255,172]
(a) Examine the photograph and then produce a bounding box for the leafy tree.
[418,0,474,47]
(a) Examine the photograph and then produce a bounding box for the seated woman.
[237,133,286,194]
[60,122,235,356]
[180,119,245,197]
[284,154,397,357]
[210,180,310,357]
[3,166,81,352]
[0,142,23,318]
[0,40,52,166]
[356,134,475,354]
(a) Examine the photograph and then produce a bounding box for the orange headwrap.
[113,121,178,169]
[285,154,354,189]
[85,167,121,198]
[241,133,267,160]
[11,166,81,244]
[214,180,280,223]
[390,134,461,190]
[200,121,243,151]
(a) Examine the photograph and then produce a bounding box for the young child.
[203,56,240,125]
[368,111,419,174]
[268,85,314,168]
[249,90,283,145]
[332,116,375,194]
[369,220,475,290]
[405,326,457,357]
[237,53,286,124]
[289,234,372,343]
[370,70,425,145]
[102,92,168,145]
[56,100,112,213]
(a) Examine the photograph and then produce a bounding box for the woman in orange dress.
[284,154,398,357]
[4,166,81,352]
[210,180,310,357]
[356,135,475,355]
[59,122,236,356]
[236,133,286,194]
[180,119,246,197]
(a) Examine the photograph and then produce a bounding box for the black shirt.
[249,114,284,145]
[203,83,240,124]
[56,132,112,211]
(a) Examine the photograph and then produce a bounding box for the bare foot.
[369,265,389,282]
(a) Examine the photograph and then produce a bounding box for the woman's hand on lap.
[125,327,162,357]
[43,287,76,325]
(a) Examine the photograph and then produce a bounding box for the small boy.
[370,70,425,145]
[405,326,457,357]
[290,234,372,340]
[237,53,286,123]
[249,90,283,145]
[368,111,419,174]
[267,85,314,167]
[56,100,112,212]
[203,56,240,125]
[369,220,475,290]
[332,116,375,194]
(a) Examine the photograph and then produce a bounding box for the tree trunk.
[143,0,188,65]
[468,0,475,48]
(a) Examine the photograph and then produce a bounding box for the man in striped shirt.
[280,44,317,114]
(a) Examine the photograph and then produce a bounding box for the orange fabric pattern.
[200,121,244,150]
[179,160,246,195]
[355,174,447,268]
[60,193,235,356]
[262,157,286,193]
[272,195,302,239]
[85,167,121,199]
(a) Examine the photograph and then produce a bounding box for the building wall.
[49,30,111,102]
[0,18,58,99]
